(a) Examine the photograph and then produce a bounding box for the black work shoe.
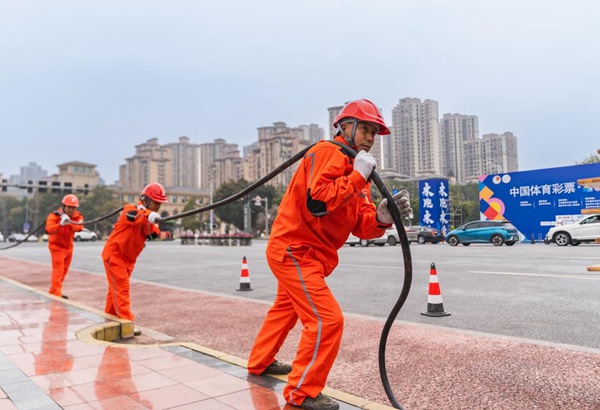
[262,360,292,375]
[293,394,339,410]
[133,328,142,336]
[61,295,69,300]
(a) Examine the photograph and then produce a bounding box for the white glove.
[148,212,161,224]
[353,150,377,181]
[59,213,71,226]
[377,190,413,224]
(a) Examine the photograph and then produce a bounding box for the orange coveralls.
[247,137,389,406]
[101,202,160,321]
[45,208,83,297]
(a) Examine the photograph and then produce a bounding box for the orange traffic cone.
[421,262,450,317]
[236,256,253,291]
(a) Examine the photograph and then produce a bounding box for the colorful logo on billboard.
[479,163,600,240]
[419,178,450,235]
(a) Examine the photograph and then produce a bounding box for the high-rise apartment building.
[298,124,325,144]
[199,138,243,191]
[327,105,343,139]
[244,122,312,188]
[440,114,479,184]
[462,132,519,182]
[119,138,170,191]
[480,132,519,175]
[119,136,200,191]
[164,136,199,188]
[390,98,442,178]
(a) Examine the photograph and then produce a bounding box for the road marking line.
[555,256,600,260]
[469,271,600,280]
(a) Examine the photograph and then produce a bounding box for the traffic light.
[1,179,6,192]
[27,180,33,193]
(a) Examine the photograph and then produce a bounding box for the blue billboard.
[479,163,600,241]
[419,178,450,235]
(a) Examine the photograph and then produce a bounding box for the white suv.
[74,228,98,242]
[545,214,600,246]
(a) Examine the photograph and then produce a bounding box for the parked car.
[345,233,372,247]
[545,214,600,246]
[345,225,418,247]
[372,225,417,246]
[445,220,519,246]
[7,233,38,242]
[416,226,444,244]
[74,228,98,242]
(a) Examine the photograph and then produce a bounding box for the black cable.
[0,207,124,251]
[0,141,413,408]
[160,146,313,221]
[70,207,124,225]
[332,142,411,409]
[0,221,47,251]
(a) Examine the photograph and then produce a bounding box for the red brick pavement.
[2,256,600,409]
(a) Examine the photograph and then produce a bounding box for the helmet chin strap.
[140,195,150,207]
[339,119,359,149]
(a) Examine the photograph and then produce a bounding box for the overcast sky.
[1,0,598,185]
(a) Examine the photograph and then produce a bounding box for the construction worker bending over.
[102,182,166,334]
[45,194,84,299]
[247,99,412,410]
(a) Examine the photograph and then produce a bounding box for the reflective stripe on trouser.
[254,247,343,405]
[103,257,135,321]
[48,250,72,297]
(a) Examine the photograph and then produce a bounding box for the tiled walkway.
[0,279,367,410]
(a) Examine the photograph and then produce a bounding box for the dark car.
[416,226,444,244]
[445,220,519,246]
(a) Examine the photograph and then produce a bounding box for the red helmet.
[142,182,167,203]
[333,99,390,135]
[61,194,79,208]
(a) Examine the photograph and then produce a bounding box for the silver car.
[372,226,417,246]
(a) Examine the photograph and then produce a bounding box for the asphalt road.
[3,239,600,350]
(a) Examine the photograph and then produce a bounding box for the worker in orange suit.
[45,194,83,299]
[101,182,166,334]
[247,99,412,410]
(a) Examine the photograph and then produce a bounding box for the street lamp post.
[253,195,269,239]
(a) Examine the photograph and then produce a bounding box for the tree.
[180,197,202,232]
[576,153,600,165]
[449,182,479,226]
[213,180,248,231]
[0,196,20,235]
[213,179,282,234]
[78,186,121,239]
